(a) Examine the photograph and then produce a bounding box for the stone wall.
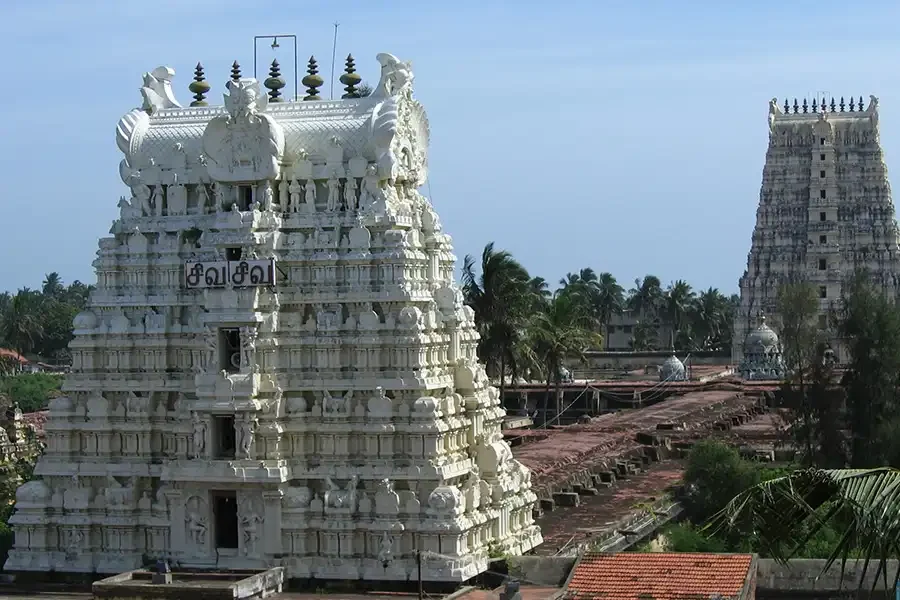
[756,559,899,600]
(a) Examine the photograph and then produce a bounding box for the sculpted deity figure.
[326,173,342,212]
[324,475,358,509]
[288,179,302,212]
[278,178,289,209]
[186,507,207,548]
[361,164,382,209]
[191,412,206,457]
[203,330,217,370]
[378,532,393,564]
[237,417,257,459]
[304,179,317,211]
[260,181,274,211]
[240,326,258,371]
[322,390,337,414]
[344,176,358,211]
[196,183,210,214]
[151,185,164,217]
[213,182,226,213]
[134,183,152,216]
[241,508,263,555]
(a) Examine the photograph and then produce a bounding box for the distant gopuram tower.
[734,95,900,365]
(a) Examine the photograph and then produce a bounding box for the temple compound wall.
[734,96,900,365]
[5,53,541,582]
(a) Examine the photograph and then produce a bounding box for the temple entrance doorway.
[212,490,239,550]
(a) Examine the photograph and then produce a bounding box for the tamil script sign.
[184,259,276,289]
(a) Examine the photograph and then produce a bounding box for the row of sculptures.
[120,168,387,220]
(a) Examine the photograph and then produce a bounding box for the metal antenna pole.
[330,22,340,100]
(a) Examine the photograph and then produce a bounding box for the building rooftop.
[565,552,755,600]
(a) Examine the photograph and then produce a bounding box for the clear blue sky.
[2,0,898,296]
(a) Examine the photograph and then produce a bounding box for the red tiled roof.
[565,552,754,600]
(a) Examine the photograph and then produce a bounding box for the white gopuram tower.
[6,53,541,581]
[734,95,900,365]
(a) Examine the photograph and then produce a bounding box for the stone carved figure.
[133,183,152,216]
[241,508,262,556]
[140,66,182,113]
[240,326,257,371]
[185,497,208,550]
[260,181,274,211]
[151,185,164,217]
[168,182,188,215]
[326,173,341,212]
[213,182,226,213]
[304,179,317,211]
[361,165,382,209]
[196,183,210,214]
[343,176,358,211]
[237,417,257,459]
[191,412,206,457]
[288,179,302,212]
[203,330,217,371]
[378,531,393,564]
[65,528,85,558]
[201,78,285,182]
[278,178,289,209]
[324,475,358,510]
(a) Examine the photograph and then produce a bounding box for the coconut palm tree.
[0,289,44,355]
[462,243,532,400]
[628,275,664,319]
[664,280,695,342]
[526,292,602,425]
[595,272,625,348]
[690,287,730,351]
[707,467,900,590]
[41,272,64,298]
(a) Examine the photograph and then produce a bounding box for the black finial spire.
[849,97,856,112]
[231,61,242,82]
[840,96,845,112]
[859,96,865,110]
[812,98,818,113]
[793,98,799,114]
[830,97,836,112]
[302,56,323,101]
[802,98,809,113]
[264,59,286,102]
[783,98,789,113]
[189,62,210,107]
[339,54,362,99]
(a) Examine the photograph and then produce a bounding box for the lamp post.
[253,35,299,101]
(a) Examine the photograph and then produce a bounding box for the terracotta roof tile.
[565,552,754,600]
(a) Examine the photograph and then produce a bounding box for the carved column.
[262,490,284,555]
[165,490,185,552]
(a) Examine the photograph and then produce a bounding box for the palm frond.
[705,467,900,591]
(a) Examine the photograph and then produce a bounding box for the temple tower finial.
[302,56,323,101]
[264,59,286,103]
[230,61,242,82]
[189,63,209,107]
[340,54,361,99]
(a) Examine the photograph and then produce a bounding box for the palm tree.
[628,275,664,319]
[664,280,695,336]
[41,272,64,298]
[690,287,730,351]
[527,293,602,425]
[0,289,44,355]
[707,467,900,589]
[462,243,532,401]
[595,273,625,349]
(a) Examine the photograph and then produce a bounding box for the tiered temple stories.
[734,96,900,366]
[6,53,541,581]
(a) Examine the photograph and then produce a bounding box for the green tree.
[682,440,760,524]
[835,272,900,467]
[663,280,695,343]
[689,287,732,351]
[527,292,601,425]
[0,290,44,355]
[776,282,822,464]
[708,467,900,586]
[462,243,533,401]
[627,275,663,319]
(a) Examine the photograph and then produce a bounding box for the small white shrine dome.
[744,316,780,351]
[73,310,98,330]
[659,353,686,382]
